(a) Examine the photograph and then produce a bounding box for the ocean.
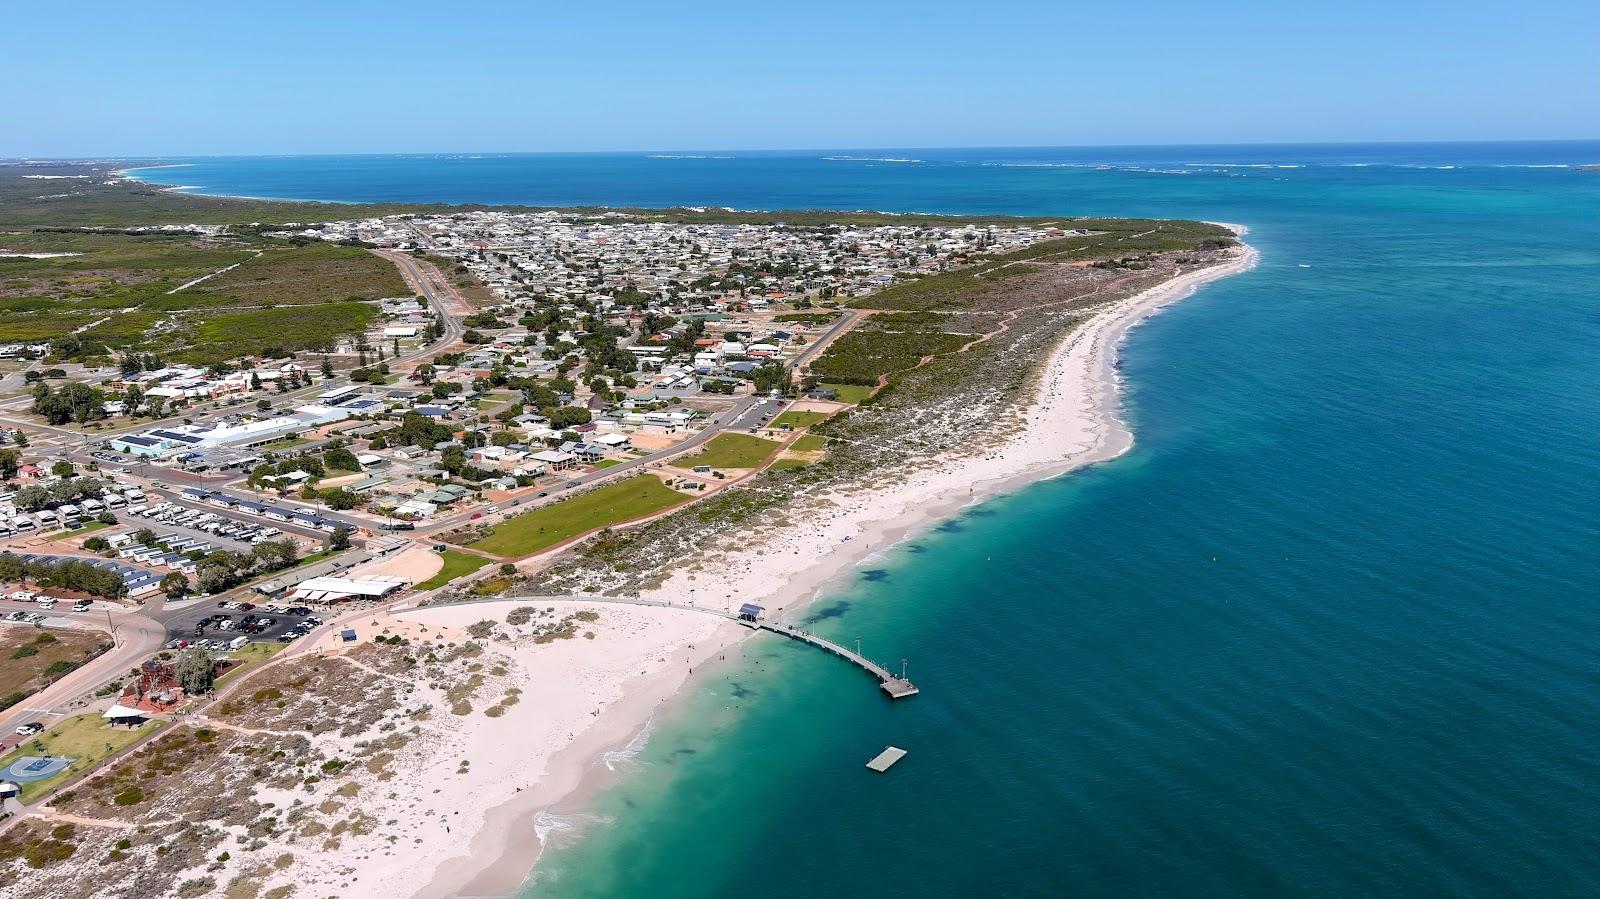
[134,143,1600,895]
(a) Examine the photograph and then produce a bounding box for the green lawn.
[773,410,830,430]
[768,457,812,472]
[416,550,491,590]
[591,458,623,469]
[822,383,875,404]
[0,712,162,803]
[790,434,828,453]
[49,521,112,540]
[672,433,782,470]
[469,476,688,558]
[259,437,311,450]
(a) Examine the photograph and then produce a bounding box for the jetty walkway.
[399,593,918,699]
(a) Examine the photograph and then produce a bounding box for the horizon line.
[6,137,1600,163]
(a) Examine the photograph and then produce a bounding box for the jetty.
[737,606,919,699]
[405,594,920,700]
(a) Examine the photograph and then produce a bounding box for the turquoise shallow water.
[139,144,1600,894]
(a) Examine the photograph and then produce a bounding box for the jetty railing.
[400,593,918,699]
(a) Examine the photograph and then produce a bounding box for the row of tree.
[0,553,127,599]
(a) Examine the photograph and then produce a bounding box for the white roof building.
[290,575,408,603]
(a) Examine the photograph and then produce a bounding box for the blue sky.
[5,0,1596,155]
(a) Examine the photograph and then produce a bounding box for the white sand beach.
[307,233,1258,898]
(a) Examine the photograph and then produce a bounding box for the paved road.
[790,309,866,372]
[0,602,166,734]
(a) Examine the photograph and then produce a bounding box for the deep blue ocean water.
[135,143,1600,895]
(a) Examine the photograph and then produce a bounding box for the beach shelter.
[102,704,149,726]
[738,603,764,622]
[0,781,19,799]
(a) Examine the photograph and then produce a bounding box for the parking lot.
[126,501,294,550]
[0,596,98,624]
[158,599,317,649]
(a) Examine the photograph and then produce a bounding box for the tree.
[546,406,592,429]
[440,444,466,475]
[322,447,361,472]
[50,460,74,478]
[133,528,158,546]
[195,566,233,595]
[0,553,23,584]
[319,488,361,511]
[13,486,51,511]
[328,526,352,551]
[320,357,334,379]
[160,572,190,598]
[0,449,19,481]
[251,539,297,569]
[83,536,110,552]
[174,647,214,694]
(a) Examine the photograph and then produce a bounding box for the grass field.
[822,383,876,404]
[416,550,491,590]
[773,410,830,430]
[0,713,161,802]
[672,433,782,470]
[258,437,311,450]
[790,434,828,453]
[592,458,623,469]
[469,476,688,557]
[768,457,812,472]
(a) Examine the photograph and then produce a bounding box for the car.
[470,512,483,520]
[8,591,35,602]
[238,603,255,611]
[72,600,92,612]
[432,545,447,553]
[536,491,548,498]
[7,611,26,621]
[15,722,44,736]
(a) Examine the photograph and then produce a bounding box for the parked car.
[15,722,44,736]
